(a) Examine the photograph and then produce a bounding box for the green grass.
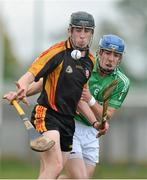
[94,163,147,179]
[0,158,147,179]
[0,158,39,179]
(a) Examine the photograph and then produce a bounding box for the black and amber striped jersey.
[28,39,95,117]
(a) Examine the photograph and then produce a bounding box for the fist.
[97,121,109,138]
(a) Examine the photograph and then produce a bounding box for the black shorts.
[31,104,75,152]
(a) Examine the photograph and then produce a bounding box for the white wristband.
[88,96,96,107]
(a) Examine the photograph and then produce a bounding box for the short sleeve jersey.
[28,39,95,117]
[75,59,130,125]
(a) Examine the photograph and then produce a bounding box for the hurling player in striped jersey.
[61,34,130,179]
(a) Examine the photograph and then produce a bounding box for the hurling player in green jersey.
[62,34,130,179]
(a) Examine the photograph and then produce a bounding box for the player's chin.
[77,43,87,48]
[104,67,114,72]
[104,65,111,69]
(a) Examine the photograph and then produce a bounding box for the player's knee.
[41,163,63,178]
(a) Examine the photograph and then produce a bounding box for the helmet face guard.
[69,11,95,51]
[99,34,125,54]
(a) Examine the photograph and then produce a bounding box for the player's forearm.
[90,101,116,121]
[77,100,98,125]
[90,101,103,121]
[26,78,43,97]
[17,71,35,94]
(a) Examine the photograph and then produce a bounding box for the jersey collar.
[66,38,73,49]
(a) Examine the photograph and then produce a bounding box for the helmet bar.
[70,24,94,30]
[101,48,123,55]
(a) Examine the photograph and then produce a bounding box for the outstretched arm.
[26,78,43,97]
[17,71,35,94]
[3,72,42,104]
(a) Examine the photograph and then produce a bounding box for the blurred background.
[0,0,147,179]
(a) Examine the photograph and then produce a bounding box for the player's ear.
[97,49,102,57]
[117,55,122,65]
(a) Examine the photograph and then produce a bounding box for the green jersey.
[75,60,130,126]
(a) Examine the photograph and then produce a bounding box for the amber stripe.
[88,53,96,65]
[50,72,56,110]
[28,41,66,77]
[34,105,47,133]
[45,61,63,111]
[66,39,71,49]
[39,41,65,58]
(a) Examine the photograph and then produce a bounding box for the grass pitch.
[0,158,147,179]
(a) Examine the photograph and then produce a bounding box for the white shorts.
[69,121,99,166]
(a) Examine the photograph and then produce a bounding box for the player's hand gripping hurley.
[101,80,118,124]
[12,100,55,152]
